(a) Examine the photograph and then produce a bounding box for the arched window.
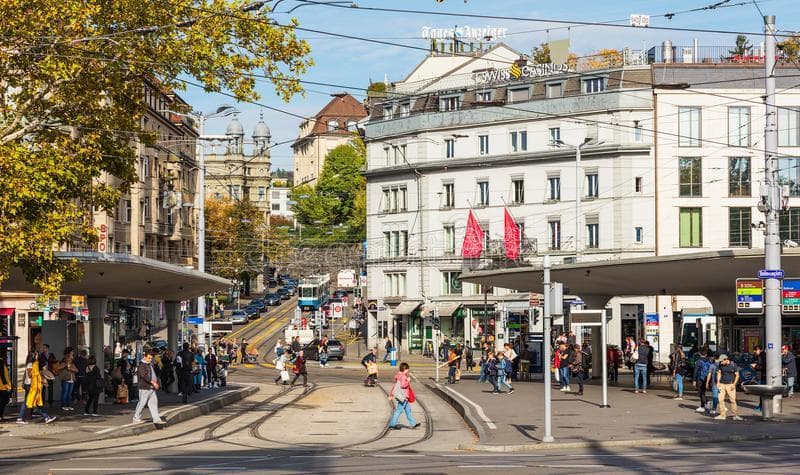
[327,120,338,132]
[347,120,358,132]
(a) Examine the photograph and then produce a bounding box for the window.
[586,173,599,198]
[125,200,132,222]
[477,180,489,206]
[729,207,752,247]
[482,224,490,251]
[383,106,393,120]
[679,208,702,247]
[778,158,800,196]
[383,147,390,165]
[546,82,563,98]
[229,185,241,200]
[633,120,643,142]
[442,183,455,208]
[445,139,455,158]
[347,120,358,131]
[586,223,599,249]
[382,186,407,213]
[728,157,751,197]
[399,103,410,118]
[510,131,527,152]
[392,146,400,165]
[549,220,561,250]
[477,91,492,102]
[327,120,338,132]
[384,272,407,297]
[583,77,606,93]
[679,157,702,197]
[258,187,266,201]
[508,87,530,103]
[635,227,643,244]
[512,178,524,204]
[547,176,561,201]
[441,96,460,111]
[271,203,280,211]
[728,107,751,147]
[383,231,408,257]
[779,108,800,146]
[441,271,462,295]
[140,157,149,179]
[679,107,701,147]
[780,208,800,242]
[635,176,643,193]
[143,198,151,219]
[272,191,281,199]
[444,225,456,255]
[139,200,145,223]
[549,127,561,145]
[479,135,489,155]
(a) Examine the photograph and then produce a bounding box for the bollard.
[390,348,397,366]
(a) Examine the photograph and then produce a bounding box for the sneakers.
[132,418,143,424]
[388,425,399,430]
[83,413,92,416]
[508,388,515,394]
[732,415,744,421]
[411,422,421,429]
[15,419,28,425]
[45,416,56,424]
[714,414,726,420]
[695,407,706,413]
[91,413,101,417]
[642,390,647,394]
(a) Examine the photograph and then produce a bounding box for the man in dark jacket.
[782,345,797,397]
[290,350,308,387]
[176,343,194,403]
[132,351,163,424]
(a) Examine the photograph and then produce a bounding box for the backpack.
[503,360,513,376]
[696,358,711,381]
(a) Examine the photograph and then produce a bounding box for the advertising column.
[645,312,660,354]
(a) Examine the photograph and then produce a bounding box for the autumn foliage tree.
[0,0,312,296]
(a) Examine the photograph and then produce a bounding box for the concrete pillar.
[87,296,107,403]
[164,301,180,393]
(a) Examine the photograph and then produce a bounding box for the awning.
[437,302,462,317]
[0,308,15,316]
[391,301,422,316]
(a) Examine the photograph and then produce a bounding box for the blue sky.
[183,0,799,171]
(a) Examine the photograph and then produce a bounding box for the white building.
[269,186,294,219]
[364,40,800,360]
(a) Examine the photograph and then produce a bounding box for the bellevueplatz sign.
[474,62,571,84]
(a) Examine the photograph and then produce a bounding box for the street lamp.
[160,105,238,319]
[552,137,602,261]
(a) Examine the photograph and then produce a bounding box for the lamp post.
[160,105,238,319]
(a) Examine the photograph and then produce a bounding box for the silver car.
[229,310,248,324]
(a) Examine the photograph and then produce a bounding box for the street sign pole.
[434,307,440,383]
[601,309,609,408]
[542,255,554,443]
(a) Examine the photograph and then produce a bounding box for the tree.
[205,198,266,282]
[585,49,623,69]
[779,34,800,62]
[730,34,753,56]
[0,0,312,296]
[531,43,551,64]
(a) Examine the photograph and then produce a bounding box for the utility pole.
[542,255,554,443]
[763,14,783,412]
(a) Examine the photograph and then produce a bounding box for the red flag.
[504,208,520,260]
[461,210,483,258]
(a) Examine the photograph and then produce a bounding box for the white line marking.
[458,465,526,468]
[535,464,609,468]
[289,455,341,458]
[440,384,497,429]
[0,459,56,462]
[49,469,162,472]
[373,454,426,458]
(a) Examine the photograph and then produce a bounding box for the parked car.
[249,299,266,312]
[245,305,260,320]
[283,285,297,296]
[229,310,248,324]
[265,293,282,306]
[277,288,291,300]
[267,277,278,288]
[303,339,345,361]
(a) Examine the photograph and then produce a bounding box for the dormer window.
[441,96,460,112]
[327,120,338,132]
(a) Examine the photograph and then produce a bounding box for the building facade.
[269,187,295,220]
[364,41,799,360]
[292,93,368,187]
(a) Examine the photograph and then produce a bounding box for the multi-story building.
[292,93,368,187]
[364,40,800,358]
[269,187,295,220]
[205,116,272,221]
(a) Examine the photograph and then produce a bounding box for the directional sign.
[758,269,785,279]
[783,278,800,313]
[736,278,764,315]
[186,316,204,325]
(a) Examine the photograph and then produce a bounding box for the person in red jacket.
[607,345,622,384]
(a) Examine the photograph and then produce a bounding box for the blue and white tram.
[298,273,330,311]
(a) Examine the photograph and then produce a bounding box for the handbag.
[367,362,378,376]
[280,370,289,381]
[455,367,462,381]
[629,348,639,363]
[407,385,416,403]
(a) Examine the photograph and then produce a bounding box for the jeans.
[788,376,796,396]
[18,385,30,419]
[559,366,571,388]
[133,388,161,422]
[61,381,74,407]
[478,363,487,383]
[389,399,417,428]
[488,374,499,392]
[634,363,648,391]
[447,366,456,383]
[711,384,719,411]
[674,374,684,396]
[498,374,513,391]
[383,350,390,362]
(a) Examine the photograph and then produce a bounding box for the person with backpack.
[693,352,714,414]
[485,351,501,394]
[83,355,103,417]
[670,346,688,400]
[496,351,515,394]
[176,343,194,404]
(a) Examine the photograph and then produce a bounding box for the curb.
[463,432,800,452]
[423,381,486,442]
[98,385,259,439]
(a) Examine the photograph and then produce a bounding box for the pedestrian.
[291,336,301,353]
[176,343,194,403]
[633,339,650,394]
[0,347,11,423]
[714,354,742,421]
[274,350,289,385]
[17,351,34,422]
[782,345,797,397]
[607,345,621,384]
[445,348,459,384]
[382,336,392,363]
[205,348,218,388]
[478,342,490,383]
[83,355,103,417]
[319,336,329,368]
[290,350,308,387]
[59,348,78,411]
[693,352,714,414]
[571,343,585,396]
[193,348,205,390]
[750,345,766,412]
[132,351,164,425]
[19,351,56,424]
[275,339,285,358]
[558,342,574,392]
[504,343,518,380]
[160,350,175,392]
[465,345,475,372]
[118,349,136,403]
[705,355,720,416]
[240,338,248,365]
[45,353,57,407]
[74,349,88,405]
[623,336,635,370]
[387,362,420,430]
[497,351,515,394]
[645,340,655,388]
[670,346,688,400]
[485,351,500,394]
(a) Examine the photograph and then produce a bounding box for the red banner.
[504,208,520,260]
[461,210,483,258]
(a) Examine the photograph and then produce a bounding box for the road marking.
[458,465,526,468]
[0,459,56,462]
[49,469,162,472]
[535,465,609,469]
[439,384,497,429]
[372,454,426,458]
[290,455,342,458]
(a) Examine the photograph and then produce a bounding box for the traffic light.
[433,317,440,330]
[532,308,540,326]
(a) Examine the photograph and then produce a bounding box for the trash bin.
[390,348,397,366]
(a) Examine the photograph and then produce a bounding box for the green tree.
[779,34,800,62]
[532,42,551,63]
[730,34,753,56]
[0,0,312,296]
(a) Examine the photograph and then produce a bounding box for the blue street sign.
[759,269,785,279]
[768,343,774,349]
[186,316,204,325]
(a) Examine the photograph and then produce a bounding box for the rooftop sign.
[421,25,509,41]
[474,62,571,85]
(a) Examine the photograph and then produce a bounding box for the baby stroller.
[364,362,378,387]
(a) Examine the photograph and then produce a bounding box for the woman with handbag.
[19,352,56,424]
[83,355,103,417]
[388,362,420,430]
